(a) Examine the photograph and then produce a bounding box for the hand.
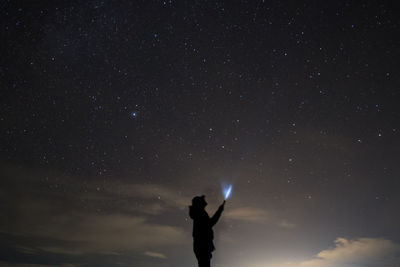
[219,201,225,211]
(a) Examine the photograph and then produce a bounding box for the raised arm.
[210,201,225,227]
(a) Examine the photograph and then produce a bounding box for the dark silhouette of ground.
[189,195,225,267]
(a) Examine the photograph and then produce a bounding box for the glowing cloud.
[300,237,400,267]
[144,251,167,259]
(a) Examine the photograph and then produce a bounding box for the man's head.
[192,195,207,208]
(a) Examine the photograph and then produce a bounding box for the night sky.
[1,1,400,266]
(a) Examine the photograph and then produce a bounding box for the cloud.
[278,220,296,229]
[246,238,400,267]
[105,183,189,210]
[249,262,298,267]
[15,245,39,255]
[225,207,270,222]
[21,213,187,255]
[224,207,295,228]
[300,237,400,267]
[144,251,167,259]
[0,262,77,267]
[137,203,166,215]
[0,166,189,256]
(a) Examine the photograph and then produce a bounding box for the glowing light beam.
[223,184,233,200]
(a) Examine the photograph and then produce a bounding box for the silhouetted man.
[189,195,225,267]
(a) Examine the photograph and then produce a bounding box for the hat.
[192,195,205,206]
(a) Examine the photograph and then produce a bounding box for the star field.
[1,1,400,266]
